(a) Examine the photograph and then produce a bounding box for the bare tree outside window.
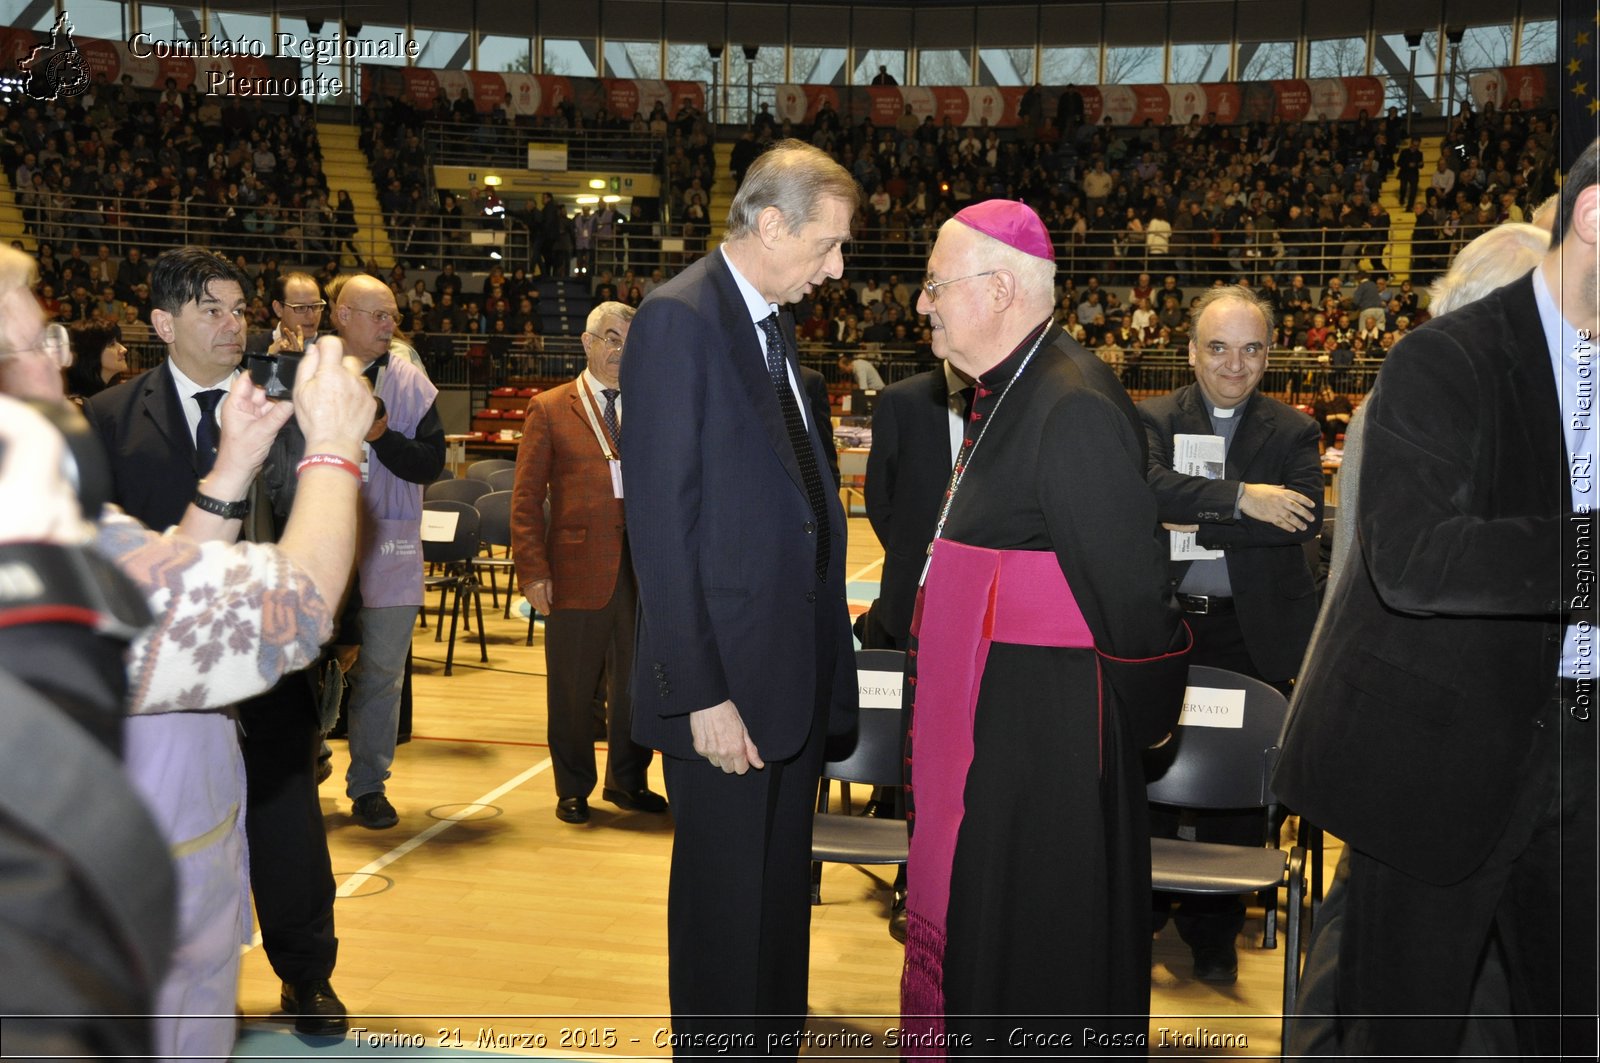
[919,49,972,86]
[1517,19,1557,65]
[1041,46,1100,86]
[793,47,847,86]
[1103,47,1161,85]
[1239,41,1296,81]
[1170,43,1231,82]
[978,47,1035,86]
[1308,36,1368,78]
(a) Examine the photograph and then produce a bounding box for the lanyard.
[575,374,618,460]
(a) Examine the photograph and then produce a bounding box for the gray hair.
[724,140,860,240]
[1189,283,1276,338]
[586,300,636,333]
[1427,222,1548,316]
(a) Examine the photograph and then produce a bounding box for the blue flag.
[1559,9,1600,169]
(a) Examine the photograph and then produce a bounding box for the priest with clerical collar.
[899,199,1192,1051]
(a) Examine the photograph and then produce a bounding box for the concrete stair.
[0,171,32,251]
[1377,135,1443,282]
[709,141,735,245]
[317,122,393,269]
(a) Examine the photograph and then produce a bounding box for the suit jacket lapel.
[567,381,617,456]
[707,253,807,497]
[1224,392,1273,478]
[1502,275,1565,485]
[141,361,198,475]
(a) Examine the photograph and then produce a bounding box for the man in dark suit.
[83,248,346,1035]
[1138,284,1322,984]
[510,301,664,825]
[621,140,860,1052]
[863,363,968,651]
[1274,140,1599,1058]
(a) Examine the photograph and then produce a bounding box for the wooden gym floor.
[235,515,1335,1059]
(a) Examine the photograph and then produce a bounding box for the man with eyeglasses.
[246,271,326,356]
[331,275,446,830]
[899,200,1189,1047]
[1136,284,1322,985]
[510,301,664,825]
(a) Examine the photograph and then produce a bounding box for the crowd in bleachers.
[0,75,348,267]
[7,70,1562,398]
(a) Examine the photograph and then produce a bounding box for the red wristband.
[296,453,362,480]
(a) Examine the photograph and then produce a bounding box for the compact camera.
[247,351,302,400]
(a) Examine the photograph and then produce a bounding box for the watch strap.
[192,490,250,520]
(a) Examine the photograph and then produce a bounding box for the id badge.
[609,459,623,499]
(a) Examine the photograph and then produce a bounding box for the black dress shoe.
[556,796,590,823]
[280,979,348,1036]
[889,888,908,944]
[1192,944,1239,985]
[602,787,668,813]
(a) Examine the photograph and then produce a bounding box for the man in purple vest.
[332,275,445,829]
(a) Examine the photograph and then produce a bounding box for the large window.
[918,49,972,86]
[604,40,662,79]
[1308,36,1369,77]
[1103,47,1161,85]
[1239,41,1295,80]
[1170,43,1231,82]
[979,47,1034,87]
[138,4,201,39]
[792,47,847,86]
[413,25,470,70]
[1040,46,1099,86]
[67,0,127,40]
[666,44,716,89]
[1517,19,1558,65]
[729,45,784,125]
[543,38,598,77]
[0,0,53,30]
[1445,23,1514,111]
[854,50,906,86]
[478,34,531,73]
[1379,31,1439,113]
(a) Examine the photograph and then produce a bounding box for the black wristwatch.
[192,489,250,520]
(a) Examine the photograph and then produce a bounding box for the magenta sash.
[899,540,1096,1052]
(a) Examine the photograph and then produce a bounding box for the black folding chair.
[1145,665,1308,1045]
[810,649,908,906]
[420,500,487,676]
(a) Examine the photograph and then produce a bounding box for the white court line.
[337,757,554,896]
[847,557,883,584]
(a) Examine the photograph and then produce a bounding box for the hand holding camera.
[292,337,376,462]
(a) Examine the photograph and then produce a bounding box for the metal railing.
[419,121,667,173]
[19,188,529,273]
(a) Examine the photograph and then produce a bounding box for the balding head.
[335,274,398,364]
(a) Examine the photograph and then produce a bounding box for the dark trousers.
[543,572,650,799]
[1338,689,1596,1058]
[238,675,338,983]
[659,595,835,1058]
